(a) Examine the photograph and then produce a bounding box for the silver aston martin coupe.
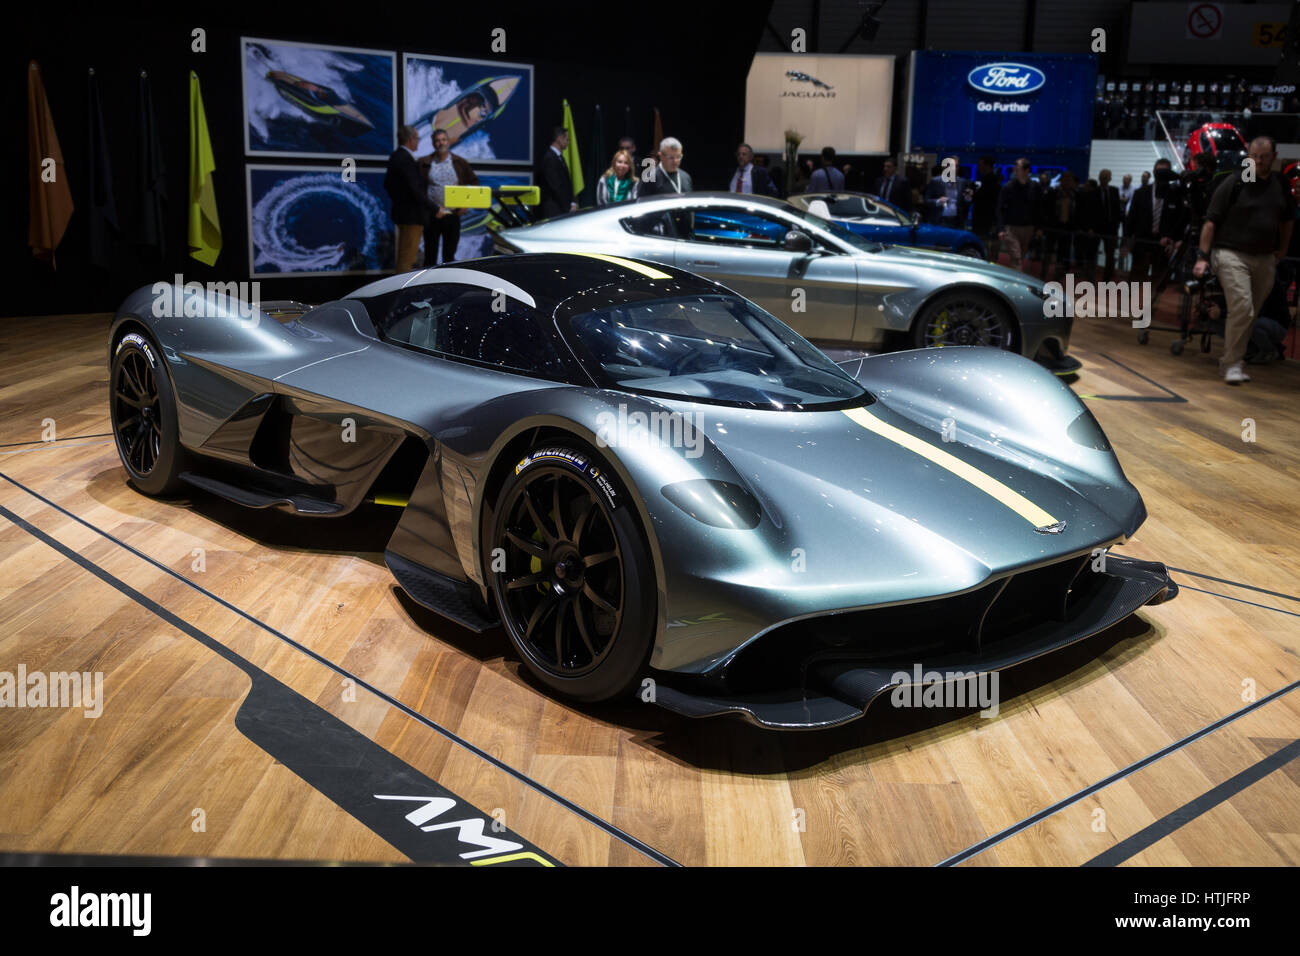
[494,193,1071,362]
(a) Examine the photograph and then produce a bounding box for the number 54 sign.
[1253,22,1288,48]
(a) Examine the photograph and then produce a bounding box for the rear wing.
[443,184,541,229]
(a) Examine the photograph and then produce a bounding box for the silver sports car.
[494,193,1071,361]
[109,253,1172,729]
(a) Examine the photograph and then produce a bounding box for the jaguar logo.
[785,70,833,91]
[967,62,1046,96]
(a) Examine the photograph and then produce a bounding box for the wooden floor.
[0,302,1297,866]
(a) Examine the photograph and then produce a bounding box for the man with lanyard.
[1192,135,1296,384]
[639,136,694,197]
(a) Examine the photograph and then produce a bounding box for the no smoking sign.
[1186,2,1223,40]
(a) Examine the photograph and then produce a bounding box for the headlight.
[660,480,761,530]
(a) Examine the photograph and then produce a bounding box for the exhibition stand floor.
[0,309,1297,866]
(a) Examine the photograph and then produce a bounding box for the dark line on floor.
[935,676,1300,866]
[1078,353,1188,403]
[1168,566,1300,605]
[1083,737,1300,866]
[0,470,679,867]
[1177,584,1300,619]
[0,432,113,449]
[0,501,559,867]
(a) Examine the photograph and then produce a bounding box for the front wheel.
[110,330,189,495]
[912,290,1016,351]
[489,444,655,702]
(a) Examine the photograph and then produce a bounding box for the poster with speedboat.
[246,165,394,276]
[403,53,533,165]
[243,37,397,160]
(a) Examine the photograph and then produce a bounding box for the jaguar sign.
[967,62,1046,95]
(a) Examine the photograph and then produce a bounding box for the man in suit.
[923,156,972,227]
[970,156,1002,249]
[538,126,576,219]
[384,125,434,272]
[873,159,911,211]
[730,143,779,195]
[1125,158,1189,283]
[1096,168,1123,279]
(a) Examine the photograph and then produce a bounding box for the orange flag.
[27,61,74,267]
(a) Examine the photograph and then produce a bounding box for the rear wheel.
[913,290,1016,351]
[110,331,188,495]
[489,444,654,702]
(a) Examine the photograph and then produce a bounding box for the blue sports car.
[789,191,986,259]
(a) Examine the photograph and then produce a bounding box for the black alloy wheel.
[114,348,162,476]
[110,332,188,495]
[490,446,654,702]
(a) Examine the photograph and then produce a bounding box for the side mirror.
[911,211,922,226]
[784,229,813,253]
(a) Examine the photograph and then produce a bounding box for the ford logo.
[967,62,1046,96]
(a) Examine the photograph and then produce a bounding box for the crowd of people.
[383,125,1297,385]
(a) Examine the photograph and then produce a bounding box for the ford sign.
[968,62,1046,96]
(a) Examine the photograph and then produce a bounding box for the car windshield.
[1206,127,1243,149]
[802,194,905,225]
[778,203,883,252]
[564,293,870,410]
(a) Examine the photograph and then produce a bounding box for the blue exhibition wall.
[908,51,1097,175]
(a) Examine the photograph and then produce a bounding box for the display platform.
[0,301,1297,866]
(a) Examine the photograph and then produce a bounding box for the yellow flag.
[562,99,584,198]
[188,71,221,266]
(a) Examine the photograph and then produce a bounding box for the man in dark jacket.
[1125,158,1189,283]
[538,126,576,219]
[996,158,1041,271]
[1074,177,1104,282]
[418,127,479,265]
[730,143,779,195]
[384,125,434,272]
[923,157,971,227]
[970,156,1002,256]
[873,159,911,211]
[1095,168,1123,279]
[638,137,693,197]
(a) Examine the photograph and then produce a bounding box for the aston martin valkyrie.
[109,253,1175,729]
